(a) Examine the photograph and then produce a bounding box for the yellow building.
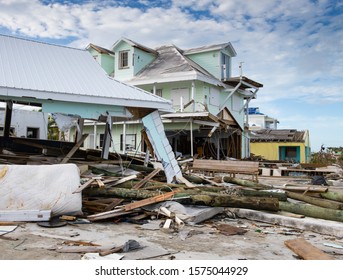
[250,129,311,163]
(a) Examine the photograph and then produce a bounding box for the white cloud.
[0,0,342,149]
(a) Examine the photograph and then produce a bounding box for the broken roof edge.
[249,129,309,143]
[86,43,114,55]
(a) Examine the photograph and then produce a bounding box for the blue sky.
[0,0,342,152]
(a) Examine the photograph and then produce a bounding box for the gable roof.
[112,37,158,55]
[128,44,224,86]
[86,43,114,55]
[0,34,172,113]
[183,42,237,56]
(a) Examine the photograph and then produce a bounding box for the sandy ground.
[1,176,343,260]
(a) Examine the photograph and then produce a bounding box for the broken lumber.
[132,168,162,189]
[86,191,177,221]
[286,191,343,210]
[279,201,343,222]
[124,191,177,211]
[284,238,334,260]
[61,134,88,164]
[104,169,162,211]
[73,178,96,194]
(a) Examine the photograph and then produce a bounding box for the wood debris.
[1,142,343,247]
[284,238,334,260]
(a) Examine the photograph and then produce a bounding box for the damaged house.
[86,38,263,159]
[0,34,177,165]
[250,129,311,163]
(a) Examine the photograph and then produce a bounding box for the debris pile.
[1,146,343,260]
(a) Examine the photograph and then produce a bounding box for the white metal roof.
[0,34,172,111]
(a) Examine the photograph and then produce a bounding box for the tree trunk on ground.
[286,191,343,210]
[320,191,343,203]
[83,187,279,211]
[218,177,273,190]
[279,201,343,222]
[182,194,279,211]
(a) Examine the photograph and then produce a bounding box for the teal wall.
[186,50,221,79]
[133,48,156,76]
[101,53,115,76]
[88,49,114,76]
[113,41,134,81]
[42,101,128,120]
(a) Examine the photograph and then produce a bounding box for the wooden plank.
[177,176,196,188]
[73,178,96,194]
[133,168,161,189]
[284,238,334,260]
[61,134,88,164]
[124,191,177,211]
[0,210,51,222]
[107,174,137,187]
[103,169,161,212]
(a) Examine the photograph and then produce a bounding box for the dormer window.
[119,50,129,69]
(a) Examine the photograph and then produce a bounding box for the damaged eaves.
[250,129,307,142]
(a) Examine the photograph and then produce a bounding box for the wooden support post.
[61,134,88,164]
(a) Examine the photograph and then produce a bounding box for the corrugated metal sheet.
[0,34,172,111]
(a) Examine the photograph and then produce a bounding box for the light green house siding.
[88,48,114,76]
[113,41,134,81]
[186,51,221,79]
[101,54,115,76]
[133,48,156,76]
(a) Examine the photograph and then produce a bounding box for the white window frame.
[119,50,129,69]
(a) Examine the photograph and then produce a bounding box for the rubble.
[0,145,343,260]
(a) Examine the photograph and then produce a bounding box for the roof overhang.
[127,71,225,88]
[223,76,263,89]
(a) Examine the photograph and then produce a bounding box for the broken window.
[279,146,300,162]
[26,127,39,138]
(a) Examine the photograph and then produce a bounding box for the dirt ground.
[1,176,343,260]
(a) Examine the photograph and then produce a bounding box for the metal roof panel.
[0,34,172,111]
